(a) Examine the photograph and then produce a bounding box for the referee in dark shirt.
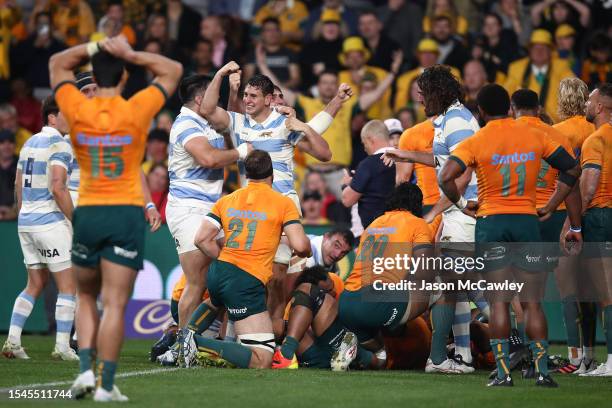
[341,120,396,230]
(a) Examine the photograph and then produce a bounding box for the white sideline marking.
[0,368,180,393]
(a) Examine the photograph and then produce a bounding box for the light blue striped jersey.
[432,101,479,200]
[64,135,80,192]
[168,106,226,208]
[228,108,303,196]
[17,126,73,231]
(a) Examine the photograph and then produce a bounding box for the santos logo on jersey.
[38,248,60,257]
[491,152,536,165]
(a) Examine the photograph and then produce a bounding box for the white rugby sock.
[55,294,76,347]
[8,292,35,345]
[452,299,472,364]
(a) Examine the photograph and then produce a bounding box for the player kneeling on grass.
[337,183,434,369]
[181,150,311,368]
[273,266,380,370]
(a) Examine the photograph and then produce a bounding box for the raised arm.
[565,0,591,27]
[49,43,89,88]
[200,61,240,131]
[227,72,243,113]
[358,51,402,112]
[282,108,331,162]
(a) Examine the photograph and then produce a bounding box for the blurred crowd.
[0,0,610,226]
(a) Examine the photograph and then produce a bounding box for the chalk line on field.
[0,367,180,393]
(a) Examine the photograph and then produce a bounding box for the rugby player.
[382,65,480,373]
[272,265,367,370]
[66,71,163,229]
[553,78,598,374]
[181,150,311,369]
[439,84,582,387]
[510,89,584,374]
[3,97,77,361]
[50,36,182,401]
[167,74,249,339]
[579,83,612,377]
[200,62,331,334]
[337,183,434,370]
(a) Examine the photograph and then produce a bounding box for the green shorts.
[298,342,332,369]
[207,260,267,321]
[475,214,543,273]
[72,205,145,270]
[538,210,567,269]
[582,207,612,258]
[338,286,407,343]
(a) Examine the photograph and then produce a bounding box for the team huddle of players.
[2,33,612,401]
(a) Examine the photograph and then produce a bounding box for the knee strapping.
[290,285,326,316]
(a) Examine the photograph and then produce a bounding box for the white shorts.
[166,204,224,254]
[19,221,72,272]
[439,208,476,244]
[274,192,302,265]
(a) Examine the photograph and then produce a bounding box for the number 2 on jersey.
[226,218,258,250]
[499,163,526,196]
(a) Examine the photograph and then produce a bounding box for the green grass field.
[1,336,611,407]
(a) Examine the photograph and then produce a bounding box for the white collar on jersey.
[179,106,208,122]
[433,100,463,126]
[41,126,63,138]
[245,108,280,128]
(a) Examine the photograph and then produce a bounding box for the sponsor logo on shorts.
[383,307,398,326]
[38,248,60,258]
[483,246,506,260]
[227,307,247,315]
[113,246,138,259]
[525,254,541,263]
[72,243,88,259]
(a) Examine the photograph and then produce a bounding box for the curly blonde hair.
[557,78,589,120]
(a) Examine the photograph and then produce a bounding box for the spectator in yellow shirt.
[44,0,95,46]
[338,36,392,120]
[253,0,309,52]
[0,103,31,154]
[423,0,468,37]
[503,29,574,123]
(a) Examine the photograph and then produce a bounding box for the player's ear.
[264,93,273,106]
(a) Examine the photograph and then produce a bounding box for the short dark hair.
[598,82,612,99]
[246,74,274,96]
[385,182,423,217]
[273,85,282,93]
[477,83,510,117]
[417,65,463,116]
[34,11,51,25]
[511,89,539,111]
[244,149,273,180]
[261,17,280,28]
[484,12,503,27]
[359,10,378,20]
[294,265,329,288]
[91,51,125,88]
[319,70,339,81]
[41,96,59,126]
[588,31,611,53]
[432,14,452,25]
[326,229,356,249]
[178,74,211,104]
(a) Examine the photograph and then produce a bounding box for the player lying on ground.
[181,150,311,369]
[273,265,381,370]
